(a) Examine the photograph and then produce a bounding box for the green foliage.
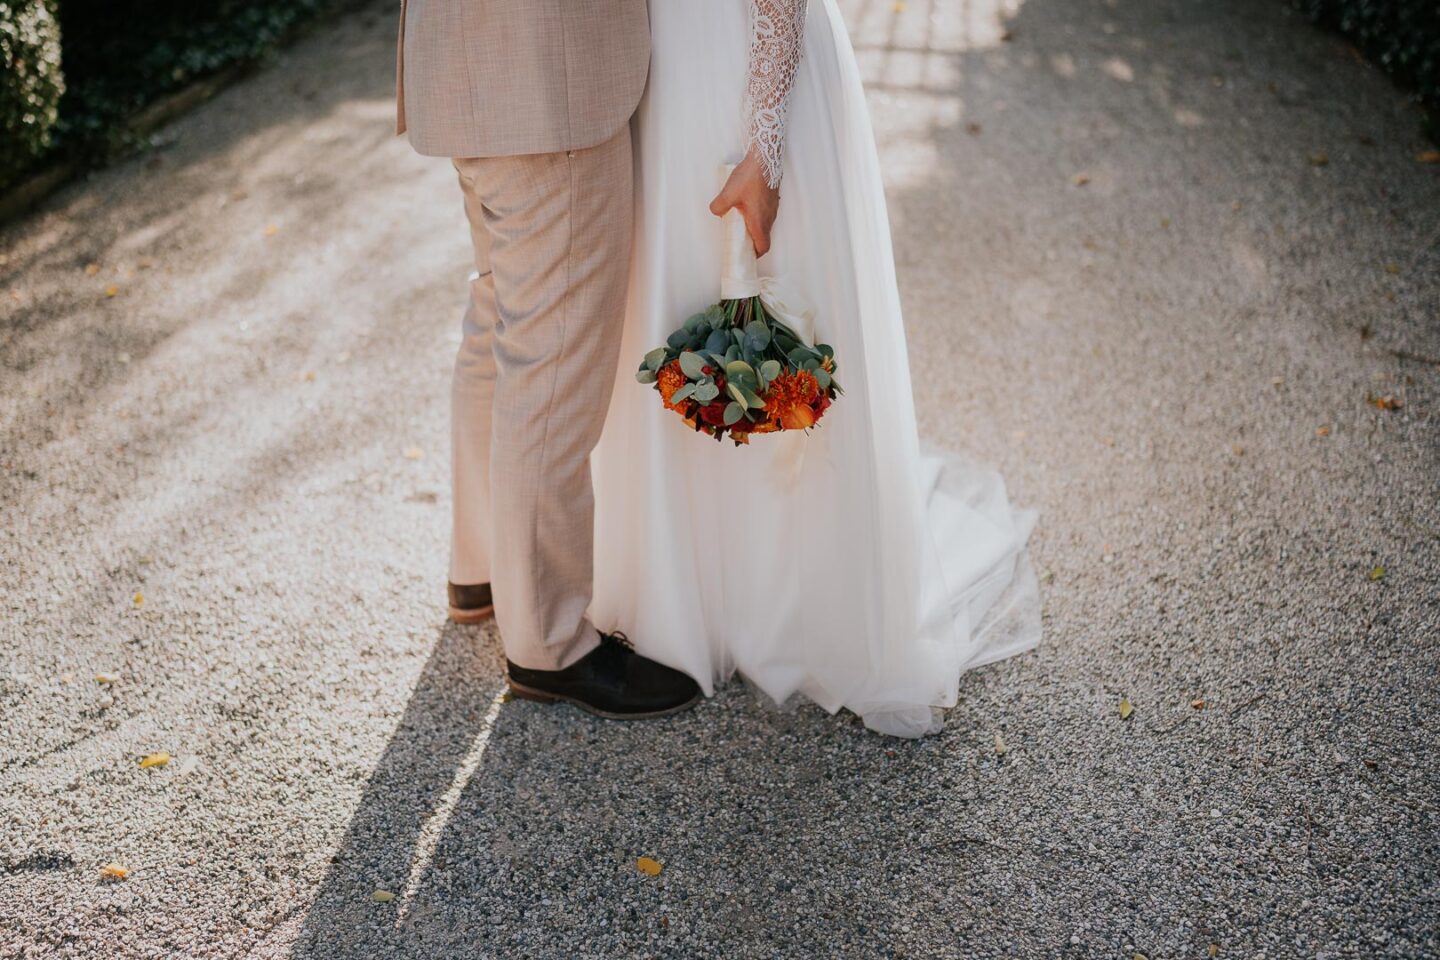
[53,0,333,161]
[0,0,65,186]
[1295,0,1440,112]
[1,0,340,191]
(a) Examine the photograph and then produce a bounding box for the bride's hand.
[709,148,780,257]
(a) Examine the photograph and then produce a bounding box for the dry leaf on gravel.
[139,752,171,769]
[371,889,395,902]
[1071,172,1091,187]
[1384,263,1400,275]
[636,857,663,876]
[1368,393,1403,411]
[1368,565,1386,581]
[104,285,119,298]
[1191,699,1206,710]
[403,447,425,460]
[1119,698,1134,720]
[84,263,100,275]
[264,224,279,237]
[133,592,144,607]
[100,862,129,880]
[994,733,1008,756]
[95,673,119,685]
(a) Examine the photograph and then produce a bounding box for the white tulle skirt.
[589,0,1041,737]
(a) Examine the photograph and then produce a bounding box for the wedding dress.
[589,0,1042,737]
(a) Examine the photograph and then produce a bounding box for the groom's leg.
[452,125,632,671]
[449,170,497,587]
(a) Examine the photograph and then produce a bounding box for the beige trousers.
[448,125,633,671]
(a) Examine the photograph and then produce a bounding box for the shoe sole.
[447,604,495,624]
[507,679,702,721]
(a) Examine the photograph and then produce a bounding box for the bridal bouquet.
[635,170,841,446]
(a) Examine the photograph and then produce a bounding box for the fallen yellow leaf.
[104,285,120,298]
[84,263,100,275]
[1208,945,1219,957]
[264,224,279,237]
[1190,699,1206,710]
[1315,425,1330,437]
[1119,698,1134,720]
[139,752,171,769]
[1071,172,1091,187]
[1368,393,1402,411]
[1368,565,1386,581]
[100,862,129,880]
[1384,263,1400,275]
[133,592,144,607]
[95,673,119,685]
[1309,152,1328,166]
[403,447,424,460]
[636,856,663,876]
[993,732,1008,756]
[371,889,395,902]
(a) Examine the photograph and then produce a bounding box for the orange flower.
[764,370,820,431]
[657,360,688,410]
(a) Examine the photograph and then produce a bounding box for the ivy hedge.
[1,1,65,187]
[1,0,334,193]
[1293,0,1440,116]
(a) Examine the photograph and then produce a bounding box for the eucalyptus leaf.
[817,343,834,359]
[744,320,771,349]
[759,359,782,381]
[667,328,691,351]
[727,382,747,407]
[635,368,658,384]
[725,359,756,380]
[679,351,708,379]
[723,402,745,426]
[742,386,767,409]
[813,368,832,390]
[695,382,720,403]
[684,312,709,334]
[671,383,697,404]
[643,347,669,372]
[705,329,731,356]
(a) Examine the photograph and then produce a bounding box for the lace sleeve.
[745,0,808,188]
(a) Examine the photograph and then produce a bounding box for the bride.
[589,0,1042,737]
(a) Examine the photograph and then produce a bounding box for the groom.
[396,0,698,718]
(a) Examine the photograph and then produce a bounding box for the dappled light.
[1,0,1437,956]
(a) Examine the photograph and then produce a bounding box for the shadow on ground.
[1,0,1436,957]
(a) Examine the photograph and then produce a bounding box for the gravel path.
[2,0,1436,957]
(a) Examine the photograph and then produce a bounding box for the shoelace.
[601,629,635,652]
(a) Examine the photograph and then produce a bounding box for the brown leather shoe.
[447,581,494,624]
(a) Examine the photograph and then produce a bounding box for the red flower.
[700,402,728,426]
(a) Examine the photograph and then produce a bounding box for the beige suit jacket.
[396,0,650,158]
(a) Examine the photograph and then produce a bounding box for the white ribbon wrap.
[717,166,816,487]
[719,164,761,300]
